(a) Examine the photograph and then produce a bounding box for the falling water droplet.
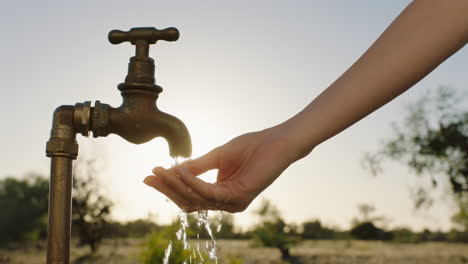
[163,240,172,264]
[215,211,223,232]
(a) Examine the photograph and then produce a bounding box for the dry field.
[1,239,467,264]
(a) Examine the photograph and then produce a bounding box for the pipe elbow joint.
[46,105,78,158]
[50,105,75,134]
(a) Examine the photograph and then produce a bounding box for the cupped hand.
[144,126,302,213]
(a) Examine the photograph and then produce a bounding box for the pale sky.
[1,0,467,231]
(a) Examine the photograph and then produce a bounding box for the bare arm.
[284,0,468,160]
[145,0,468,213]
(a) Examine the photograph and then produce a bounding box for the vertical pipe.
[47,156,73,264]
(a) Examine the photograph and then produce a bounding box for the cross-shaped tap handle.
[108,27,179,45]
[108,27,179,58]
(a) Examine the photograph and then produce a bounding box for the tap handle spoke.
[108,27,179,45]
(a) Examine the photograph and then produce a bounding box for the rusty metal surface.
[46,106,77,264]
[47,157,73,264]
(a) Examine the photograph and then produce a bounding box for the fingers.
[146,142,249,212]
[176,165,238,211]
[175,165,218,201]
[146,166,223,212]
[185,147,221,176]
[152,167,206,209]
[143,175,194,211]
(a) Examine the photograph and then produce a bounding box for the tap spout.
[92,89,192,158]
[151,110,192,158]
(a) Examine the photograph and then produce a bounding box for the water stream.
[162,157,222,264]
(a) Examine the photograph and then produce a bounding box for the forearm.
[280,0,468,160]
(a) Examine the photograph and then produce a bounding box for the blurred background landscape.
[1,0,467,263]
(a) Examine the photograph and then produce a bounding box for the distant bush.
[447,229,468,243]
[251,200,301,260]
[416,229,447,242]
[302,220,336,240]
[106,219,160,238]
[390,227,418,243]
[0,175,49,246]
[141,224,213,264]
[390,227,468,243]
[141,225,188,264]
[350,222,393,241]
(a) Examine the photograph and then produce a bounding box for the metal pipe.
[46,106,78,264]
[47,157,73,264]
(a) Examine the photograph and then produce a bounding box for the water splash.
[215,211,223,233]
[162,157,223,264]
[197,210,218,264]
[177,210,189,250]
[173,156,189,167]
[163,240,172,264]
[166,209,222,264]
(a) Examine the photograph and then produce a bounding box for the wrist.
[264,120,316,163]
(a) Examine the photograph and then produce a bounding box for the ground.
[1,239,467,264]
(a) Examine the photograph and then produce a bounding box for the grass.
[1,239,468,264]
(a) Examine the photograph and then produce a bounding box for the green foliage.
[252,220,299,247]
[447,229,468,242]
[141,225,188,264]
[363,87,468,209]
[416,229,447,242]
[363,87,468,233]
[141,211,236,264]
[223,254,244,264]
[72,158,113,253]
[140,224,213,264]
[390,227,418,243]
[0,174,49,245]
[451,195,468,232]
[301,220,335,239]
[251,200,301,260]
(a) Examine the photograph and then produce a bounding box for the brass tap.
[74,27,192,157]
[45,27,192,264]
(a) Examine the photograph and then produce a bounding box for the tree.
[351,203,391,228]
[72,158,113,253]
[363,87,467,228]
[350,222,392,241]
[350,204,392,241]
[251,200,301,262]
[357,204,375,222]
[301,220,335,240]
[0,174,49,245]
